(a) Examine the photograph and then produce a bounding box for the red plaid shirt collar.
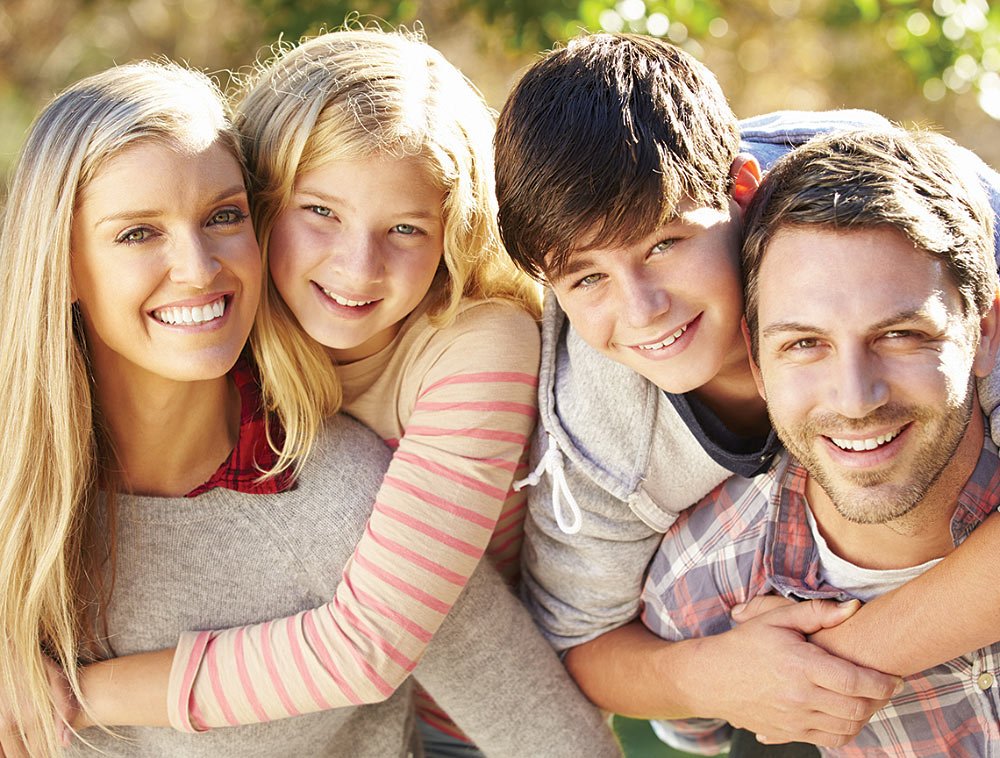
[186,355,295,497]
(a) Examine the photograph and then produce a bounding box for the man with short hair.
[642,128,1000,755]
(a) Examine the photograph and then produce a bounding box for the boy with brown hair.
[496,32,1000,747]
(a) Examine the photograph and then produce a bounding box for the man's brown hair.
[742,128,997,359]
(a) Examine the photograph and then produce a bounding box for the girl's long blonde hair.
[240,28,541,477]
[0,61,239,753]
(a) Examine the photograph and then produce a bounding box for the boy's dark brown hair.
[495,33,740,281]
[741,128,997,360]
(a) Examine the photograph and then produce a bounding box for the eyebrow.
[93,184,247,227]
[760,307,934,340]
[296,188,439,221]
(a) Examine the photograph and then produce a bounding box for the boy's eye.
[575,272,605,288]
[116,227,153,245]
[393,223,418,235]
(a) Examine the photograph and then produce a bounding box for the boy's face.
[547,199,748,395]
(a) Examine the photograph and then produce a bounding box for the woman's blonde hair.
[240,28,541,476]
[0,60,238,752]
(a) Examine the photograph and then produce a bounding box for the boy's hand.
[0,657,78,757]
[714,597,901,747]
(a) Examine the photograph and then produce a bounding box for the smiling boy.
[495,32,1000,745]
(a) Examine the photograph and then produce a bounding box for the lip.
[148,292,234,332]
[623,314,701,360]
[820,422,912,469]
[312,281,381,319]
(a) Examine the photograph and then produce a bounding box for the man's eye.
[651,239,676,255]
[791,338,819,350]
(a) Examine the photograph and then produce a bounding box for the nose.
[621,269,669,329]
[333,230,384,285]
[169,231,222,288]
[825,344,889,419]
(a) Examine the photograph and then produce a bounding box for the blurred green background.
[1,0,998,185]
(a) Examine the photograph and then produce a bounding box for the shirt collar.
[186,354,295,497]
[764,426,999,599]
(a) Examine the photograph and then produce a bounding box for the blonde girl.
[171,30,546,749]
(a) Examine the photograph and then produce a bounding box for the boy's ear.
[741,317,766,400]
[730,154,761,213]
[973,289,1000,378]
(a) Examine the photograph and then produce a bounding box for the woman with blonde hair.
[0,33,617,756]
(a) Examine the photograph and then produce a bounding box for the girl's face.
[71,139,260,387]
[268,154,446,363]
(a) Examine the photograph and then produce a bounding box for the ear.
[973,289,1000,378]
[741,317,766,400]
[730,154,761,214]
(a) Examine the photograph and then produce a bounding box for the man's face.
[547,200,748,395]
[752,225,996,524]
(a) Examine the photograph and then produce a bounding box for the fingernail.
[893,679,905,696]
[756,735,770,743]
[837,599,860,609]
[731,602,746,615]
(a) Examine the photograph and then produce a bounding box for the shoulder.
[297,413,392,496]
[417,298,541,376]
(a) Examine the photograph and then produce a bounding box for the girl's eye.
[651,239,676,256]
[209,208,248,226]
[393,223,418,235]
[116,227,153,245]
[307,205,332,217]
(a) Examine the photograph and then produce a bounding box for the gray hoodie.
[518,110,1000,652]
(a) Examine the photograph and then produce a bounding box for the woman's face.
[71,139,260,386]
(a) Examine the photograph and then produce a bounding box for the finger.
[731,594,795,622]
[808,652,903,701]
[757,598,864,634]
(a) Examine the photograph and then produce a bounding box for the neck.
[92,365,240,497]
[691,336,769,437]
[807,411,984,569]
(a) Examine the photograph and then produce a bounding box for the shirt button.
[977,672,995,690]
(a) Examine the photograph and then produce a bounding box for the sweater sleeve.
[168,304,540,730]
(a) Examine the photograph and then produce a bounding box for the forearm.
[811,513,1000,675]
[75,648,174,729]
[563,620,712,719]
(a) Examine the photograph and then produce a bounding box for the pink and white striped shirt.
[167,299,539,734]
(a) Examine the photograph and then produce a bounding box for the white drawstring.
[513,436,583,535]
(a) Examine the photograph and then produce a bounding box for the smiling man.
[641,128,1000,755]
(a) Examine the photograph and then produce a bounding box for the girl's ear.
[730,154,762,213]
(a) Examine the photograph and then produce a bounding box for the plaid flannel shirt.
[186,355,294,497]
[641,430,1000,757]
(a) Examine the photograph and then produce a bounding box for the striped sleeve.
[168,304,540,730]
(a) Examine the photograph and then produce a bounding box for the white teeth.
[153,297,226,325]
[830,429,900,452]
[637,325,687,351]
[321,286,374,307]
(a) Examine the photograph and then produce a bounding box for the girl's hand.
[0,657,79,757]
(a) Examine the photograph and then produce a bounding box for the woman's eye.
[116,227,153,245]
[308,205,332,217]
[209,208,247,226]
[393,223,418,235]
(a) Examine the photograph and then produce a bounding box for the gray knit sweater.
[72,413,619,757]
